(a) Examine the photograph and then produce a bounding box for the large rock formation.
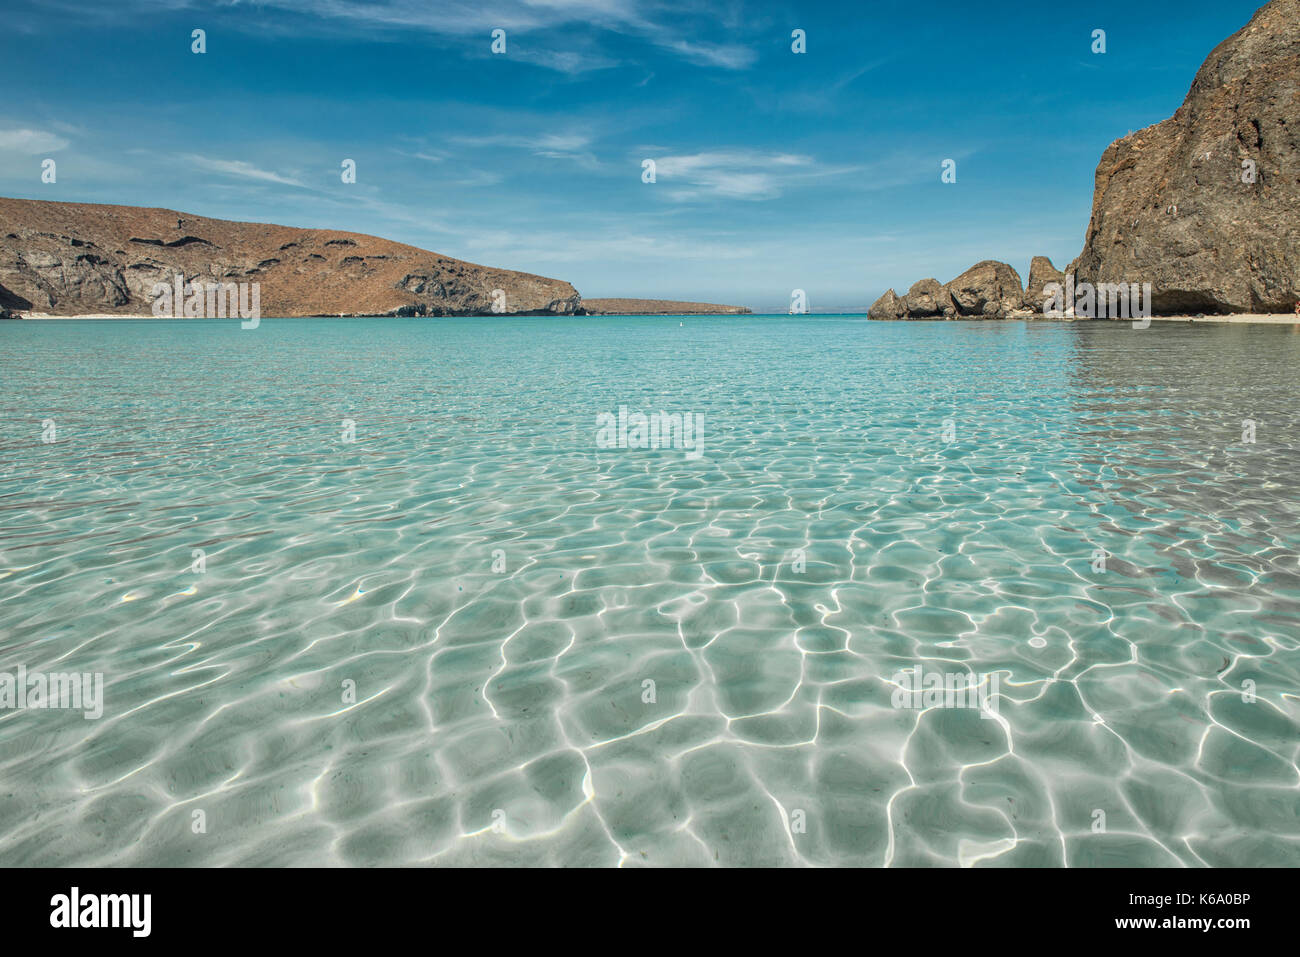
[0,198,582,317]
[1070,0,1300,313]
[868,1,1298,321]
[1025,256,1065,313]
[868,261,1031,319]
[946,260,1025,317]
[580,298,751,315]
[901,278,954,317]
[866,289,904,320]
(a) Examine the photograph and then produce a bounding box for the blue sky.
[0,0,1269,311]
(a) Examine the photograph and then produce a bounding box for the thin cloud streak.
[17,0,757,72]
[182,156,309,188]
[0,128,70,153]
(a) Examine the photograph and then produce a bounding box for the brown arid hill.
[1070,0,1300,313]
[0,198,580,317]
[581,298,751,315]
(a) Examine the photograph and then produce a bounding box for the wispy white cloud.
[451,169,505,187]
[460,227,760,265]
[261,0,644,35]
[454,131,601,169]
[662,39,756,70]
[40,0,755,71]
[393,146,501,185]
[650,150,825,201]
[0,128,70,153]
[183,155,308,188]
[513,48,619,74]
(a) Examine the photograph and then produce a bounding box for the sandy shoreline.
[1143,314,1300,324]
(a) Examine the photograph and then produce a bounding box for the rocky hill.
[580,298,751,315]
[0,198,581,317]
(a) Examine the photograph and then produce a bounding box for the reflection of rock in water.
[1062,321,1300,588]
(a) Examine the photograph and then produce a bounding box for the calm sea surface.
[1,316,1298,866]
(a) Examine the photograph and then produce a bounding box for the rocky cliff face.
[869,1,1298,321]
[0,198,581,317]
[1070,0,1300,313]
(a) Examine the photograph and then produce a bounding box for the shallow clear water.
[1,315,1298,867]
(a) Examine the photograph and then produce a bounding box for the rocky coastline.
[870,0,1299,321]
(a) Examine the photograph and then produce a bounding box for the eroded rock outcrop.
[0,198,582,317]
[1070,0,1300,313]
[902,278,953,317]
[1025,256,1065,313]
[867,288,904,320]
[946,260,1025,317]
[869,260,1031,319]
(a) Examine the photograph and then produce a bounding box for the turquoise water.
[1,315,1298,867]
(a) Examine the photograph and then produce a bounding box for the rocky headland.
[870,0,1299,320]
[580,298,751,315]
[0,198,582,318]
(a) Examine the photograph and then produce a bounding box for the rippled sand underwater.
[1,316,1298,867]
